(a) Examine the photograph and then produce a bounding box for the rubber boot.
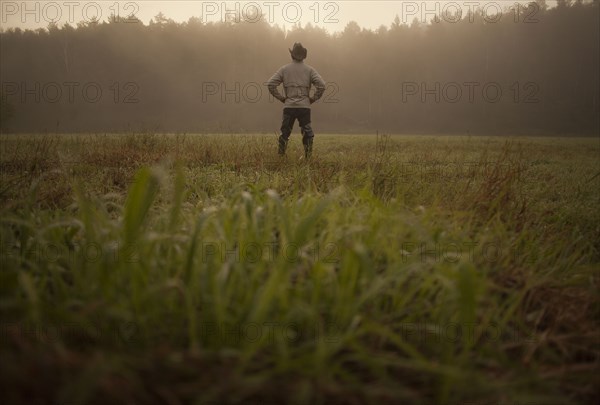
[278,135,288,155]
[303,136,313,159]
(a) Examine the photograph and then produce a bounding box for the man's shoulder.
[283,61,316,70]
[281,62,307,68]
[276,63,293,74]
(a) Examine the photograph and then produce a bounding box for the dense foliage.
[1,0,598,134]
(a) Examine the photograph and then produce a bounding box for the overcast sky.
[1,1,560,33]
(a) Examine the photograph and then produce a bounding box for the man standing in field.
[267,43,326,159]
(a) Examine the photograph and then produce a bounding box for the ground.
[0,133,598,404]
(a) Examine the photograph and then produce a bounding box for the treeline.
[0,0,598,135]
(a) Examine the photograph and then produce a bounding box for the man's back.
[267,60,325,108]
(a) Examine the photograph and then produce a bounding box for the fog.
[1,0,598,135]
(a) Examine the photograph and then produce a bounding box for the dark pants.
[278,108,314,157]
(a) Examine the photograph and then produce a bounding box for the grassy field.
[1,133,598,404]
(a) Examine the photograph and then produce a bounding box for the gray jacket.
[267,60,326,108]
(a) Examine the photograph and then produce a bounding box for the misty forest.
[1,0,598,135]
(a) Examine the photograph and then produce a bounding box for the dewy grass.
[0,134,598,404]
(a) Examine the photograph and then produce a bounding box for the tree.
[0,94,15,132]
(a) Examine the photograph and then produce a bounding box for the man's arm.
[266,68,286,103]
[309,69,326,104]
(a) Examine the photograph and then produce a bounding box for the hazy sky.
[1,1,559,33]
